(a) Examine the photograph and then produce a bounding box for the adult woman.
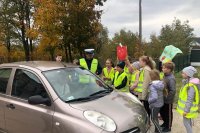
[139,56,154,116]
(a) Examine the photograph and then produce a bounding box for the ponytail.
[140,56,154,70]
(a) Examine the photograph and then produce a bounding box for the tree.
[110,29,138,59]
[62,0,105,61]
[29,0,63,61]
[0,0,35,61]
[11,0,35,61]
[145,34,162,58]
[0,0,18,62]
[159,18,194,53]
[30,0,106,62]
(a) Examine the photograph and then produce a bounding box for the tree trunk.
[29,39,33,60]
[68,44,72,62]
[19,1,30,61]
[64,46,69,62]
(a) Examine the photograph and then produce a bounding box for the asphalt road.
[148,110,200,133]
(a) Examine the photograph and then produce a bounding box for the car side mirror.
[28,95,51,106]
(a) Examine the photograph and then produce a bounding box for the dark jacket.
[163,73,176,104]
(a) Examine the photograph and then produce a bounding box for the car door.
[5,68,54,133]
[0,68,12,132]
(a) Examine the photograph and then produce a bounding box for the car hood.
[69,91,148,132]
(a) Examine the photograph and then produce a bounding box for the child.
[102,59,115,85]
[149,69,164,133]
[160,62,176,132]
[129,61,140,96]
[177,66,199,133]
[55,54,62,62]
[112,61,128,92]
[139,56,154,116]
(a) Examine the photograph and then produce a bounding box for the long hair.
[106,58,114,68]
[150,69,160,81]
[140,56,154,69]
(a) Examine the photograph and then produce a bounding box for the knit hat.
[182,66,197,78]
[117,61,125,69]
[132,61,140,70]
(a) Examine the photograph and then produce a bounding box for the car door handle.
[6,104,15,109]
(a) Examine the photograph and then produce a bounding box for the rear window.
[0,68,12,94]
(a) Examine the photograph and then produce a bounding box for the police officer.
[78,49,102,75]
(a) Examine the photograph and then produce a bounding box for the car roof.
[0,61,78,71]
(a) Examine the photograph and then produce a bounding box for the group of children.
[101,56,199,133]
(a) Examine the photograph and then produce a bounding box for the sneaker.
[162,128,171,132]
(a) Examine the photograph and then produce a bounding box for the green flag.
[160,45,183,63]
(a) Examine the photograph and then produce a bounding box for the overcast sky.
[101,0,200,41]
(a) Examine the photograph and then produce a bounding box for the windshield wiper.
[65,97,95,103]
[89,89,112,97]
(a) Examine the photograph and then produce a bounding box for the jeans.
[183,117,192,133]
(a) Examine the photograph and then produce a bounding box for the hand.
[183,112,187,117]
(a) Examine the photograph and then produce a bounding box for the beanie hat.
[132,61,140,70]
[182,66,197,78]
[117,61,125,69]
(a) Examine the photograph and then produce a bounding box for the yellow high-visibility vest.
[79,58,98,83]
[130,70,139,86]
[79,58,98,73]
[124,66,131,83]
[160,72,164,80]
[114,71,129,92]
[176,83,199,119]
[103,67,115,80]
[103,67,115,85]
[134,70,144,93]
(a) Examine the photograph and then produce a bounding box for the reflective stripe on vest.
[134,70,144,92]
[130,71,139,86]
[79,58,98,73]
[176,83,199,118]
[124,66,131,83]
[114,71,129,92]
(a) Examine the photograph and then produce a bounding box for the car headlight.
[84,111,117,132]
[125,92,143,105]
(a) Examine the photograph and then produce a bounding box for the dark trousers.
[151,107,162,133]
[142,100,151,117]
[160,103,173,129]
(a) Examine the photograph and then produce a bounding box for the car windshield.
[43,67,112,102]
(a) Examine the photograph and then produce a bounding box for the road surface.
[149,110,200,133]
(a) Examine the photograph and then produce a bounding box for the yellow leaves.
[0,45,7,57]
[31,0,63,54]
[26,28,39,40]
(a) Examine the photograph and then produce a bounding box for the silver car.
[0,61,149,133]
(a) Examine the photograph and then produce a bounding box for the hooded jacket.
[148,80,164,108]
[183,78,200,113]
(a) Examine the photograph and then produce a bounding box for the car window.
[0,68,12,94]
[12,69,48,100]
[43,68,110,102]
